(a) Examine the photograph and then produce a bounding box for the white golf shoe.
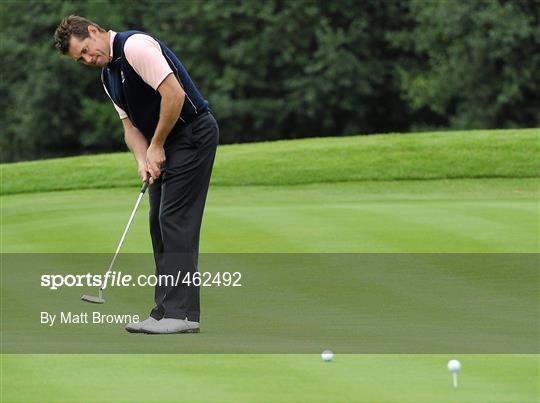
[141,318,200,334]
[125,316,159,333]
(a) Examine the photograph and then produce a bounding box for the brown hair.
[54,15,106,54]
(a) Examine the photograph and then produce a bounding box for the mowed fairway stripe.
[4,179,535,253]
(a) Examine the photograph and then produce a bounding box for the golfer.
[54,16,218,334]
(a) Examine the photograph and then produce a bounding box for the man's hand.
[137,160,149,182]
[146,143,165,183]
[123,118,151,183]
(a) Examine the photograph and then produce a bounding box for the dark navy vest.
[101,31,208,142]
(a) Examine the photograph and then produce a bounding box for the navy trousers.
[148,112,218,322]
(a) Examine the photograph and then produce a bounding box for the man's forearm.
[144,74,185,181]
[150,93,184,147]
[124,126,148,164]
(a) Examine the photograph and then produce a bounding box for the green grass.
[1,130,539,402]
[2,179,539,401]
[1,128,539,195]
[3,355,538,403]
[2,179,538,253]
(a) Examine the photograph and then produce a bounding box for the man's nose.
[83,54,92,64]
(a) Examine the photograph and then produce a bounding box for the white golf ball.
[447,359,461,372]
[321,350,334,362]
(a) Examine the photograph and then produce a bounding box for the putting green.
[1,178,538,401]
[2,355,538,402]
[3,179,538,253]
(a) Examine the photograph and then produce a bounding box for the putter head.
[81,294,105,304]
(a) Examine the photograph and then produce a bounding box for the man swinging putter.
[54,15,218,334]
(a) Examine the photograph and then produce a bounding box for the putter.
[81,178,149,304]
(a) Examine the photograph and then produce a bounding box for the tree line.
[1,0,538,162]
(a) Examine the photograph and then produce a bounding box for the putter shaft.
[82,181,148,303]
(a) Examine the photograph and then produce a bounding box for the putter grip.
[141,179,149,194]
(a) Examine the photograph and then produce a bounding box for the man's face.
[67,25,109,67]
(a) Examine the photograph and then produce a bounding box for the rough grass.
[1,129,538,195]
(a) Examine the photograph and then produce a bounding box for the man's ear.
[88,25,97,36]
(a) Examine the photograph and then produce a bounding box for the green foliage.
[1,129,538,195]
[80,98,124,148]
[392,0,540,129]
[1,0,539,161]
[1,0,113,160]
[143,1,409,141]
